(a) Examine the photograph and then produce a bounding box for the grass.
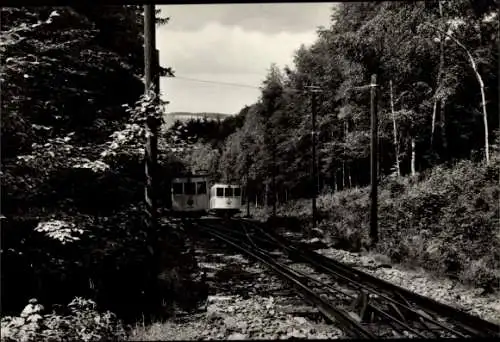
[251,158,500,292]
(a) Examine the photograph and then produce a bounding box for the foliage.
[1,298,126,342]
[197,1,498,201]
[1,5,206,327]
[264,159,500,291]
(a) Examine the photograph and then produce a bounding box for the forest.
[175,1,499,198]
[170,0,500,300]
[1,1,499,341]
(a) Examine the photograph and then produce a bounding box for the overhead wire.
[166,75,317,93]
[167,75,261,89]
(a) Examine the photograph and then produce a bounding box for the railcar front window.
[197,182,207,195]
[225,188,233,197]
[185,182,195,195]
[173,183,183,195]
[234,188,241,197]
[216,188,223,197]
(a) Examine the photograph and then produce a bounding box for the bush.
[1,298,126,342]
[1,206,206,323]
[269,159,500,291]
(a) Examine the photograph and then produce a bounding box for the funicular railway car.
[209,183,242,217]
[171,173,209,217]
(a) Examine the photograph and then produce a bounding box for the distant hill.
[162,112,233,129]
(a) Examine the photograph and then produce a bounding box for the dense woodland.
[1,6,203,340]
[169,0,500,296]
[173,1,499,202]
[1,2,499,341]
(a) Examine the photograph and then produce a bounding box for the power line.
[168,76,261,89]
[167,75,318,94]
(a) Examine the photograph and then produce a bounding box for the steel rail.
[234,220,464,335]
[235,219,428,338]
[201,221,429,337]
[197,223,376,339]
[199,220,457,337]
[239,218,500,337]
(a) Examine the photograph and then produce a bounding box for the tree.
[1,6,206,322]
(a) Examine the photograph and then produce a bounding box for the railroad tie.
[349,290,372,323]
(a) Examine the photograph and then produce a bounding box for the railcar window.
[185,182,195,195]
[225,188,233,197]
[234,188,241,196]
[173,183,183,195]
[197,182,207,194]
[216,188,223,197]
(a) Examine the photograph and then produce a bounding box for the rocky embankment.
[314,246,500,325]
[129,232,500,340]
[129,245,343,340]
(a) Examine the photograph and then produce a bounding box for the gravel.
[129,294,344,340]
[129,233,499,341]
[129,242,345,340]
[315,247,500,325]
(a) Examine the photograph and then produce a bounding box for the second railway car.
[209,183,242,217]
[170,175,242,217]
[171,174,209,216]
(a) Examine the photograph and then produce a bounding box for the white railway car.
[171,174,209,216]
[209,183,242,217]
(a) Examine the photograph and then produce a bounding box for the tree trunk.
[265,182,269,210]
[272,147,277,216]
[479,80,490,165]
[342,162,345,189]
[317,165,321,194]
[431,100,438,147]
[348,166,352,188]
[431,0,445,149]
[411,138,416,176]
[441,98,447,158]
[426,22,490,165]
[389,80,401,176]
[255,194,258,208]
[343,120,348,190]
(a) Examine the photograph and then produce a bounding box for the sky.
[157,3,334,115]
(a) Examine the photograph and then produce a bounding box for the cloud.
[161,72,262,115]
[159,3,335,34]
[155,3,334,114]
[157,22,318,76]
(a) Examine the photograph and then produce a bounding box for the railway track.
[182,217,500,338]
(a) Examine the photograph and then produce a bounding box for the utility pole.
[272,147,277,219]
[369,74,379,245]
[344,77,379,246]
[154,48,160,99]
[305,85,322,228]
[144,5,160,230]
[246,153,251,218]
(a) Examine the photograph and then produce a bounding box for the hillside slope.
[254,158,500,292]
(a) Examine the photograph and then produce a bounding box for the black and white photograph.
[1,1,499,340]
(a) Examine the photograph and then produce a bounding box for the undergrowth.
[253,158,500,292]
[1,297,126,342]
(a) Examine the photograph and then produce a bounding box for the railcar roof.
[210,183,241,188]
[172,173,209,178]
[172,175,208,182]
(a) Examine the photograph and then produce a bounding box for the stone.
[237,321,248,331]
[287,328,306,338]
[224,316,238,330]
[207,295,234,304]
[206,305,224,321]
[293,316,307,325]
[228,332,247,340]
